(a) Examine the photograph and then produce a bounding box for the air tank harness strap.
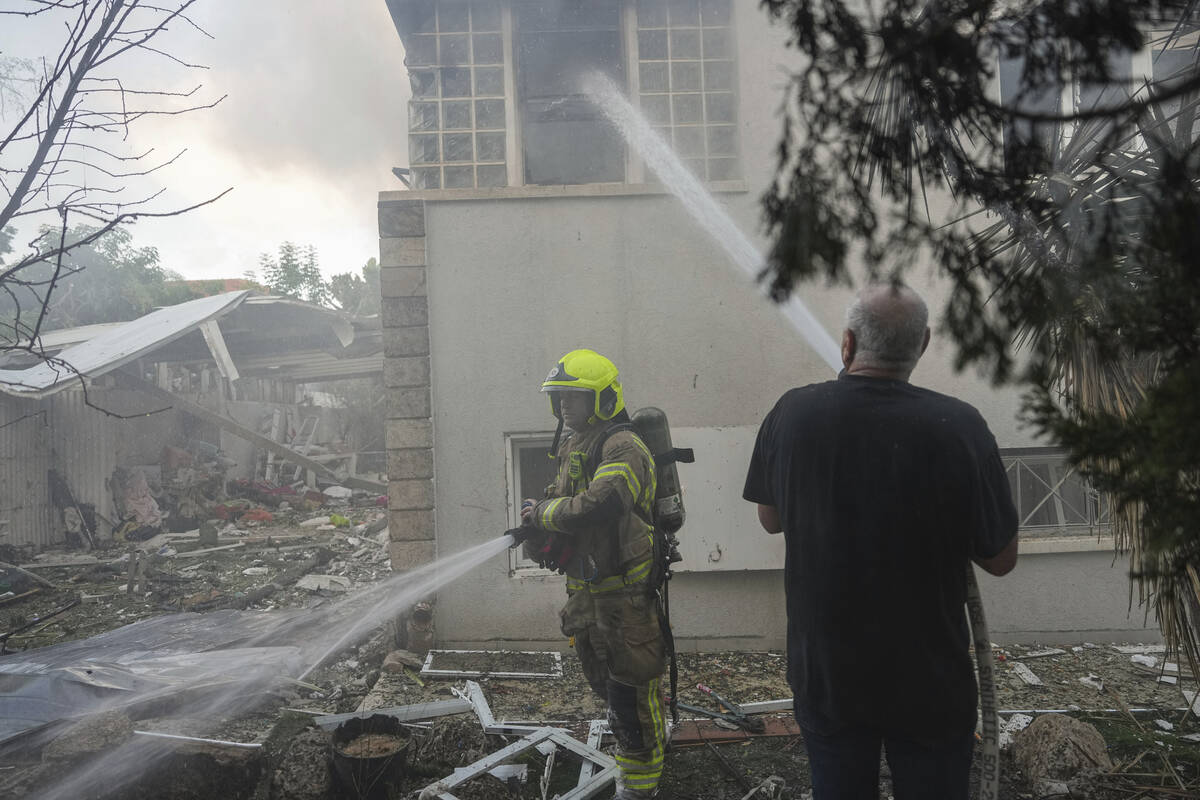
[565,557,653,593]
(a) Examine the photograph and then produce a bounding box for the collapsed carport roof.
[0,291,381,399]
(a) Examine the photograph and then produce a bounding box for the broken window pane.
[410,134,440,164]
[474,67,504,96]
[473,33,503,64]
[471,1,501,32]
[443,132,474,162]
[475,98,505,129]
[476,164,507,187]
[405,35,437,66]
[439,3,469,32]
[441,67,471,97]
[441,34,470,66]
[443,100,471,130]
[523,117,624,184]
[409,102,439,131]
[517,2,625,185]
[476,131,506,161]
[444,165,475,188]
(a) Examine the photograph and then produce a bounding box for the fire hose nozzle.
[504,526,533,548]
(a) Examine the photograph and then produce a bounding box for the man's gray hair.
[844,283,929,372]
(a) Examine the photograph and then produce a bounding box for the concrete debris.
[300,516,331,527]
[296,574,351,592]
[323,486,353,499]
[242,567,269,576]
[998,713,1034,750]
[1012,662,1043,686]
[1079,674,1104,691]
[382,649,426,671]
[1159,675,1179,685]
[1183,689,1200,715]
[1154,718,1174,731]
[1012,714,1113,787]
[1131,654,1158,669]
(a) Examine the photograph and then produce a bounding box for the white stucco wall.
[388,2,1159,648]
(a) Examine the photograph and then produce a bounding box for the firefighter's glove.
[505,526,534,549]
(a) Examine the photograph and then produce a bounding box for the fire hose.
[967,565,1000,800]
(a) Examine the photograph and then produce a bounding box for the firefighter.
[520,349,667,800]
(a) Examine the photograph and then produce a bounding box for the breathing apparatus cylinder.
[631,406,693,537]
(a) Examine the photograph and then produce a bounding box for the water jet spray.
[582,70,1001,799]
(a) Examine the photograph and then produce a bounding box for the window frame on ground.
[401,0,741,190]
[505,432,561,572]
[1000,447,1110,539]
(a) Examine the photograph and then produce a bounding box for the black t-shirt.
[743,374,1017,742]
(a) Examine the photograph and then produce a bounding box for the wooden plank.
[199,321,240,382]
[117,374,385,493]
[670,716,801,746]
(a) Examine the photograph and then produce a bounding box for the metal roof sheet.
[0,291,250,398]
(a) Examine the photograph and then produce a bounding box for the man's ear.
[841,329,856,369]
[920,327,930,356]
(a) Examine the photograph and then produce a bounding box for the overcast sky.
[4,0,412,280]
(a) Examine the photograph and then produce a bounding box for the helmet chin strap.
[548,416,564,459]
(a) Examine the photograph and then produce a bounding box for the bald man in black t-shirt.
[743,283,1018,800]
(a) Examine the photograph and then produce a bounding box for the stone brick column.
[379,197,435,573]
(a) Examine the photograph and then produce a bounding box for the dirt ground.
[2,515,1199,799]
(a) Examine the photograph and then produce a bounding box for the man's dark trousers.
[801,724,975,800]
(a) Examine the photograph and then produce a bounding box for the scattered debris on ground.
[2,518,1199,799]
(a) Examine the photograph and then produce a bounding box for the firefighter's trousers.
[561,583,667,795]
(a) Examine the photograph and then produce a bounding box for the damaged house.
[0,290,385,551]
[375,0,1157,648]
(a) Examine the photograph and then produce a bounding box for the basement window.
[1000,448,1109,538]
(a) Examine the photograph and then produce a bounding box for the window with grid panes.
[404,1,508,190]
[636,0,739,181]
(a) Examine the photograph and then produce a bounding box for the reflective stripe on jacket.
[531,422,656,584]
